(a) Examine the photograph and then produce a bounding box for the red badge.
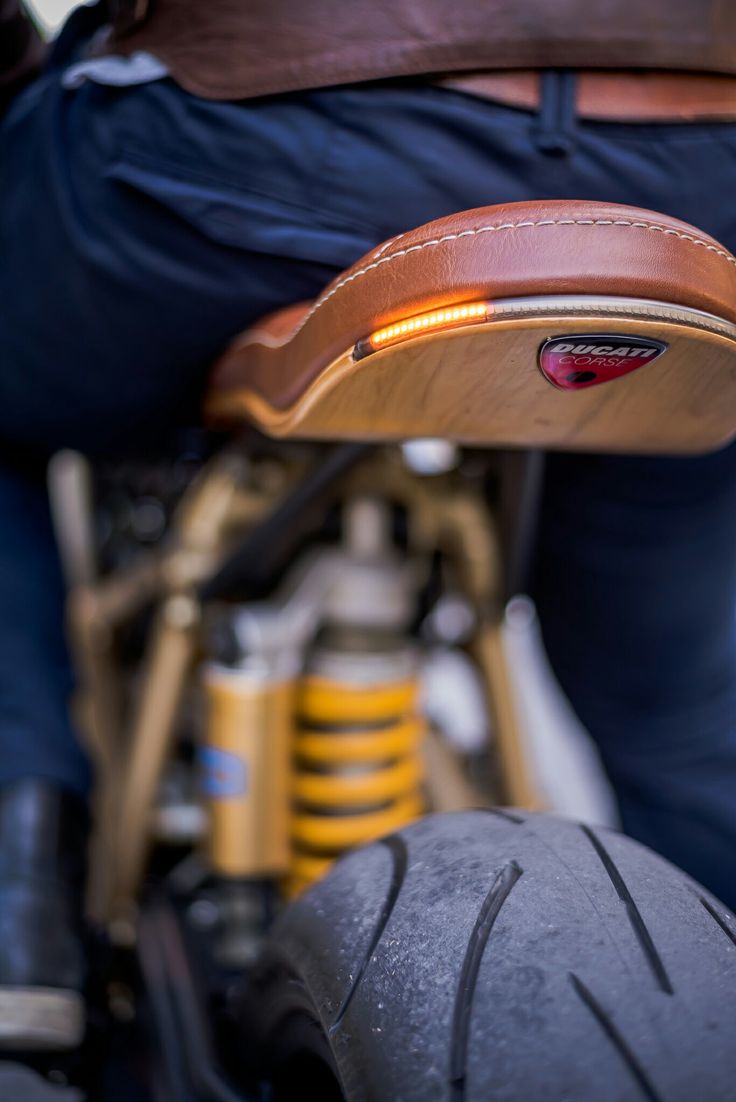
[539,334,668,390]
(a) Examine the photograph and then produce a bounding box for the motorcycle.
[33,198,736,1099]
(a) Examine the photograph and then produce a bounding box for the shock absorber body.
[200,577,323,882]
[290,499,426,894]
[203,660,294,879]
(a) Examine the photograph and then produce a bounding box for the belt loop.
[534,70,578,156]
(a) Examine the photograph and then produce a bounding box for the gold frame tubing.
[101,596,198,929]
[346,457,543,809]
[83,450,286,924]
[71,443,541,926]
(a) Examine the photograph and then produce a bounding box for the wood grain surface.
[206,300,736,454]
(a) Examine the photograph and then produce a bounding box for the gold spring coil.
[288,675,425,895]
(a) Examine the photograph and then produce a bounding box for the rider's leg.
[0,457,89,794]
[0,64,346,1044]
[0,68,346,790]
[0,459,89,1046]
[532,444,736,911]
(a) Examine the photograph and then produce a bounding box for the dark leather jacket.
[103,0,736,101]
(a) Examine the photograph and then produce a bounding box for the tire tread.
[269,811,736,1101]
[569,972,663,1102]
[580,824,673,994]
[450,861,522,1100]
[330,834,408,1031]
[699,895,736,948]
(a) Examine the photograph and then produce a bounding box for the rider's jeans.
[2,58,736,905]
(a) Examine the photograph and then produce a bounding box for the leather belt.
[436,70,736,122]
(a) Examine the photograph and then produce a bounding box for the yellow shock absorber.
[289,643,426,896]
[203,663,294,879]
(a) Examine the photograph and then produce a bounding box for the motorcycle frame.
[58,442,543,930]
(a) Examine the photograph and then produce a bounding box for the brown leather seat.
[207,199,736,454]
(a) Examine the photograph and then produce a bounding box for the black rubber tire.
[259,809,736,1102]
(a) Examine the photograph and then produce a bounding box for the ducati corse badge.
[538,334,668,390]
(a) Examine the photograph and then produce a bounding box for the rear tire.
[257,810,736,1101]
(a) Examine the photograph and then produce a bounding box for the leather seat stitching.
[370,232,406,260]
[238,218,736,352]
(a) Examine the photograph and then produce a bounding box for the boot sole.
[0,988,84,1050]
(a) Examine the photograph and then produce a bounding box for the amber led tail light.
[354,301,490,359]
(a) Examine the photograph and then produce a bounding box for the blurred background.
[27,0,80,36]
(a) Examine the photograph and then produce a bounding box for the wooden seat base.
[206,294,736,454]
[206,201,736,454]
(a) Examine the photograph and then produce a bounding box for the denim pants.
[1,40,735,906]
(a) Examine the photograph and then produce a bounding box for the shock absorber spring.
[289,638,426,895]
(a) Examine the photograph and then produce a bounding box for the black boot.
[0,780,88,1050]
